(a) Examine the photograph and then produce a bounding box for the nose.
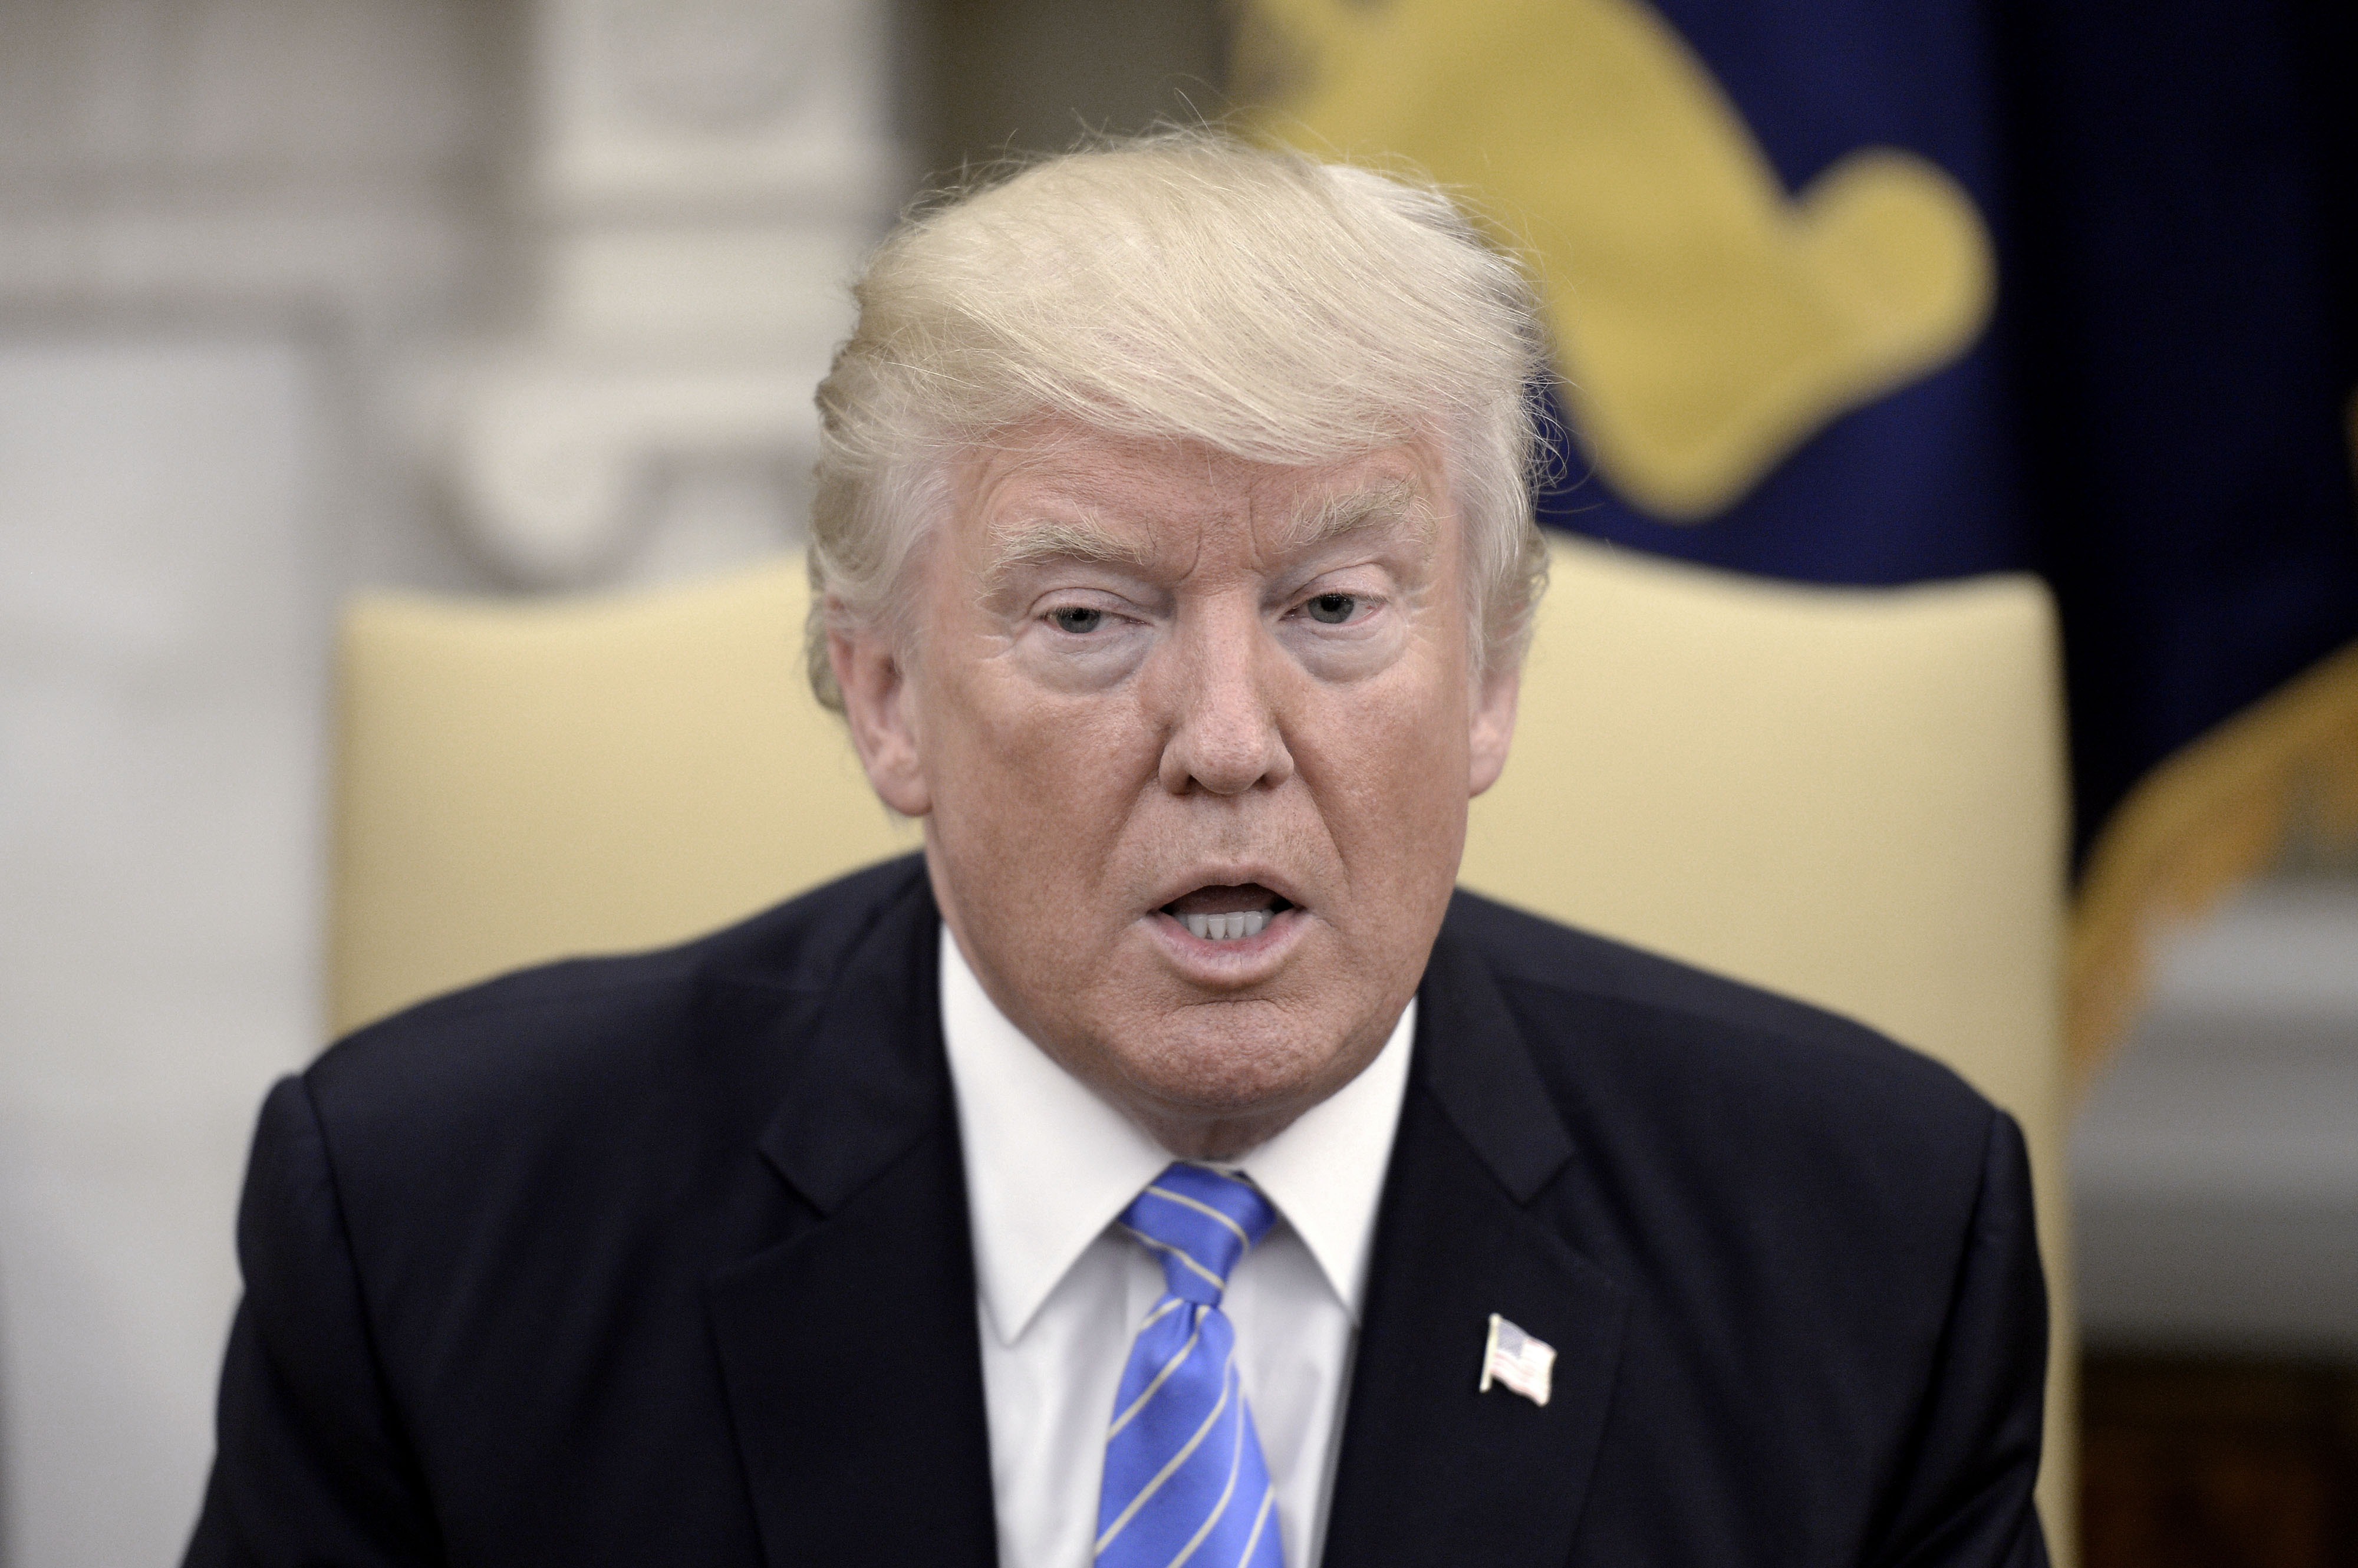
[1156,604,1295,796]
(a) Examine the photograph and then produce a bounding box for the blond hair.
[806,130,1550,708]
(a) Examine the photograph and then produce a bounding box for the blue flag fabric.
[1533,0,2358,870]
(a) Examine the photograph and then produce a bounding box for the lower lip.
[1148,906,1305,979]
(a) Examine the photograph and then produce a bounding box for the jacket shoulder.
[1442,886,1997,1141]
[306,854,931,1131]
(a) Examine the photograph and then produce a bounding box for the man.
[187,134,2048,1567]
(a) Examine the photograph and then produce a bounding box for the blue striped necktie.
[1095,1162,1286,1568]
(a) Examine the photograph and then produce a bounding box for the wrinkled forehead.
[949,423,1448,582]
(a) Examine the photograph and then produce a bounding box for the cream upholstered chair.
[329,564,920,1037]
[330,536,2073,1554]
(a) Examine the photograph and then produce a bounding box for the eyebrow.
[980,476,1435,587]
[982,517,1157,587]
[1281,477,1435,554]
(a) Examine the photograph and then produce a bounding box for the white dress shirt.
[939,930,1415,1568]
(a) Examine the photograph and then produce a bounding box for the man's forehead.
[968,434,1441,574]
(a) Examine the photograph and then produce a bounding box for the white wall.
[0,335,324,1566]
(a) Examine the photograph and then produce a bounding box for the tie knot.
[1117,1163,1277,1306]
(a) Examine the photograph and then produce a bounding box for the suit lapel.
[704,865,999,1568]
[1321,909,1629,1568]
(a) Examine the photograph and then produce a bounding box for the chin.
[1115,1006,1355,1124]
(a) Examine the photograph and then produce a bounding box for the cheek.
[1303,662,1474,889]
[921,664,1153,879]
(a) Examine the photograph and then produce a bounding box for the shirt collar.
[939,926,1415,1346]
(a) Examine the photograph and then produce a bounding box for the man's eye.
[1050,606,1105,634]
[1306,592,1358,625]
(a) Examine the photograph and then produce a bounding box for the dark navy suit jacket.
[186,854,2049,1566]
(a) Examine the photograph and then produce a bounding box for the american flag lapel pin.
[1478,1313,1556,1408]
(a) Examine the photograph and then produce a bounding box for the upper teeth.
[1184,910,1269,942]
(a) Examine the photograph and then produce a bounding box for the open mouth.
[1161,883,1295,943]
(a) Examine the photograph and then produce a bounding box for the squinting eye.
[1306,592,1357,625]
[1050,606,1105,634]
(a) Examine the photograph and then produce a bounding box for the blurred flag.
[1479,1313,1557,1406]
[1245,0,2358,1077]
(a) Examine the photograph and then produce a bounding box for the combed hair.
[806,130,1551,709]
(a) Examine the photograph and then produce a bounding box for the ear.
[828,615,933,817]
[1467,659,1521,799]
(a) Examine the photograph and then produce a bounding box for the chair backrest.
[329,564,919,1039]
[330,536,2073,1551]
